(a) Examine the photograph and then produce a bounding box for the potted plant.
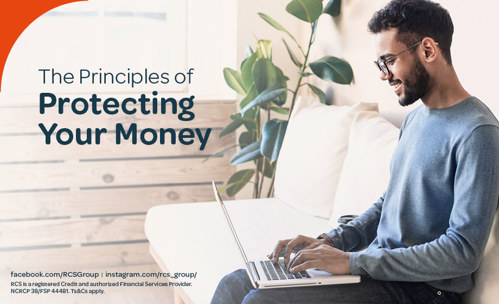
[221,0,352,198]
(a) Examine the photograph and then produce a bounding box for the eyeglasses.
[374,41,422,76]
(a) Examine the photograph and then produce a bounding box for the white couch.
[145,97,499,304]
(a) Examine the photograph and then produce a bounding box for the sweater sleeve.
[349,125,499,282]
[324,193,384,252]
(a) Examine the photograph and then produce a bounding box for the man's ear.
[421,37,438,63]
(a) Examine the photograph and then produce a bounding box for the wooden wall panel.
[0,157,231,191]
[0,99,236,278]
[0,184,225,220]
[0,215,146,248]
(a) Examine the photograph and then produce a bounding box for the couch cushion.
[329,111,399,226]
[145,198,332,304]
[462,212,499,304]
[274,97,378,219]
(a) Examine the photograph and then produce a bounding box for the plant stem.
[253,106,262,198]
[267,23,317,198]
[254,158,261,198]
[259,159,266,197]
[289,22,316,114]
[267,165,276,198]
[258,108,272,196]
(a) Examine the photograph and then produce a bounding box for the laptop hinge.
[248,262,260,281]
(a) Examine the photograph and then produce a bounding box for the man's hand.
[268,235,329,265]
[288,245,351,275]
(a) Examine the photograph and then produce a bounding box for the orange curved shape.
[0,0,88,92]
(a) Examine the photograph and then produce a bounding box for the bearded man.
[211,1,499,303]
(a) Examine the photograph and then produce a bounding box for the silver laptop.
[212,181,360,289]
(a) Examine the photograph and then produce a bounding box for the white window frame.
[0,0,237,103]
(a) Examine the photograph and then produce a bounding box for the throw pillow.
[329,111,399,225]
[274,97,378,219]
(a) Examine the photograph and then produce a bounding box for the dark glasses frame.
[374,41,423,76]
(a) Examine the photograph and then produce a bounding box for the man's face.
[375,28,430,106]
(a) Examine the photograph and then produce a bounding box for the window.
[2,0,235,99]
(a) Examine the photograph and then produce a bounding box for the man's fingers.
[288,249,305,268]
[290,260,318,273]
[288,249,320,269]
[269,235,316,264]
[283,235,310,264]
[283,238,301,264]
[269,239,289,263]
[269,242,283,263]
[303,242,322,250]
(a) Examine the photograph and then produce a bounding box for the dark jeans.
[211,269,462,304]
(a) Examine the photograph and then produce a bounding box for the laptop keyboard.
[260,260,310,280]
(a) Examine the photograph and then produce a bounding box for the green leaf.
[298,71,313,77]
[242,105,260,131]
[307,84,326,104]
[282,38,302,68]
[240,58,247,73]
[225,169,255,196]
[258,13,291,35]
[241,53,258,91]
[270,106,290,115]
[239,131,254,149]
[241,87,287,115]
[220,118,243,137]
[258,12,304,56]
[324,0,341,17]
[252,58,288,105]
[309,56,354,84]
[240,83,258,109]
[240,45,255,71]
[212,144,238,157]
[286,0,323,23]
[244,45,254,58]
[261,119,288,162]
[242,118,258,131]
[255,40,272,60]
[231,141,262,165]
[221,113,256,136]
[258,13,298,45]
[252,58,279,93]
[257,157,274,178]
[243,105,258,118]
[223,68,246,95]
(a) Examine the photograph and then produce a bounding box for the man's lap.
[211,269,462,304]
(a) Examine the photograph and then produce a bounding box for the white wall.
[440,0,499,115]
[309,0,499,126]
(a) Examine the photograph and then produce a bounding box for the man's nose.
[380,70,392,81]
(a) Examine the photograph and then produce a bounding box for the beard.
[397,57,430,107]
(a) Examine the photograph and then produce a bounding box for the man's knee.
[219,269,248,288]
[211,269,252,304]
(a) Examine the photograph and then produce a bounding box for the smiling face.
[375,28,430,107]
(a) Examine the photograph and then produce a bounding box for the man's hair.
[368,0,454,65]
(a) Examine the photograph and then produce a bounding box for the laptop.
[212,181,361,289]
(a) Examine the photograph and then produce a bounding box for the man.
[211,0,499,303]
